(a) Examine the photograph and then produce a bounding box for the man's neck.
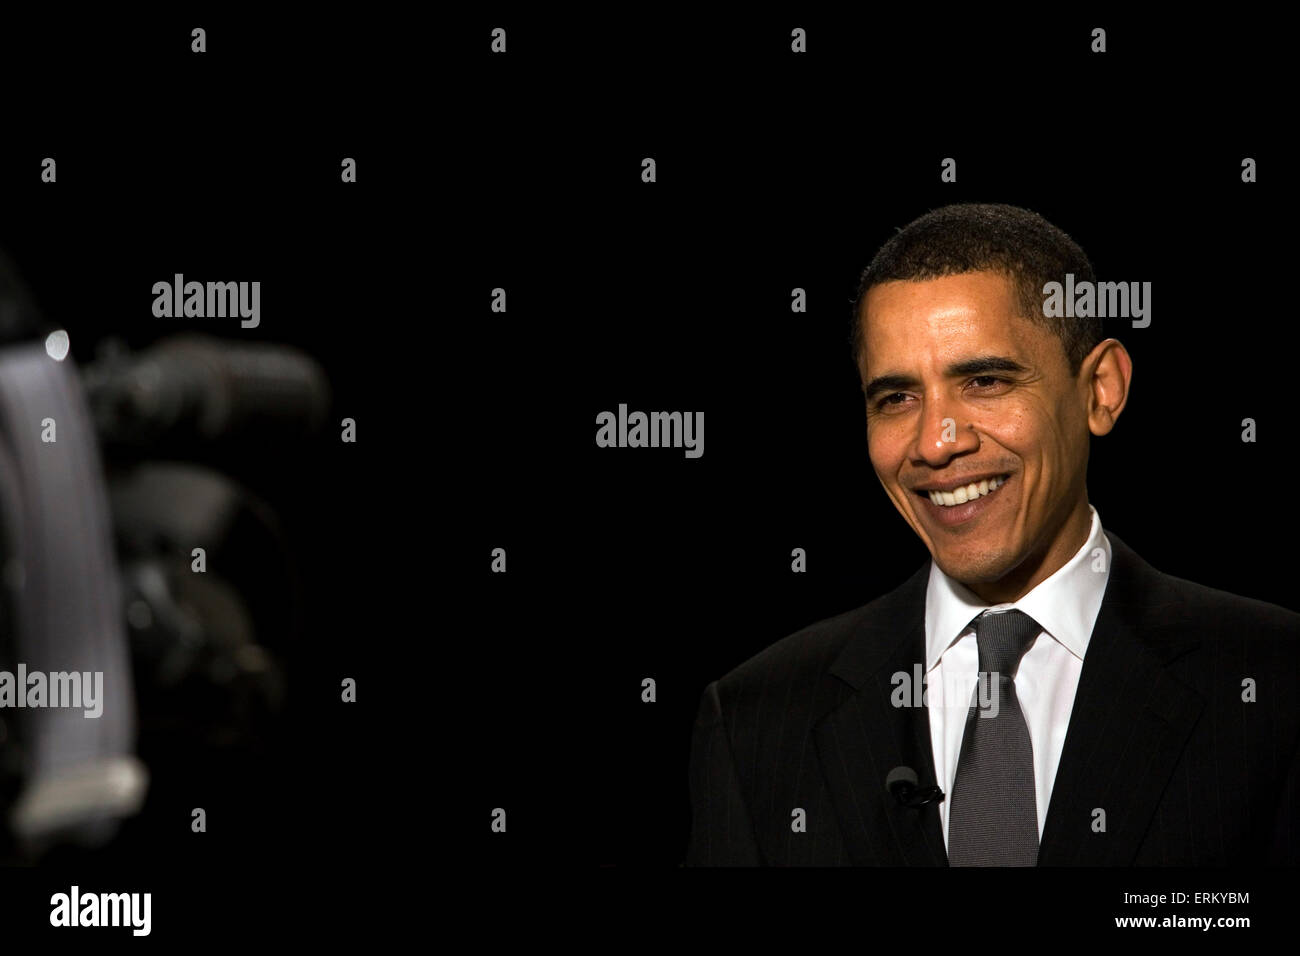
[967,500,1093,605]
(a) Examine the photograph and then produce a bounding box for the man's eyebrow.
[862,373,917,401]
[862,356,1030,401]
[946,356,1030,377]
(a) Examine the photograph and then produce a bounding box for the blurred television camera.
[0,250,329,862]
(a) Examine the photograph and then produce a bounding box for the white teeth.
[928,476,1006,507]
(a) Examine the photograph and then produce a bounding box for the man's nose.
[909,394,979,467]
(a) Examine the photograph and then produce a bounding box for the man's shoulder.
[1109,531,1300,639]
[710,567,923,704]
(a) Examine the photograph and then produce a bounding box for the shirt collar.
[923,504,1110,672]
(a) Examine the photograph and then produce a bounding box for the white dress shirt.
[923,504,1110,850]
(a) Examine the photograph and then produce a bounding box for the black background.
[459,15,1296,871]
[1,7,1294,942]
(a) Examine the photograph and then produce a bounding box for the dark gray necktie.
[947,609,1041,866]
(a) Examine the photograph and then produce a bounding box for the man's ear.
[1083,338,1132,437]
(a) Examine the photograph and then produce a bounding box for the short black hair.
[849,203,1103,376]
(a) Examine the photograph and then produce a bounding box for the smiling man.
[861,267,1121,607]
[685,203,1300,867]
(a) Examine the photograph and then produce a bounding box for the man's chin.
[930,549,1018,588]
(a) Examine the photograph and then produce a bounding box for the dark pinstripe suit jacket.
[685,530,1300,865]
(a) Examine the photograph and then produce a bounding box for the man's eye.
[969,376,1005,388]
[878,393,907,407]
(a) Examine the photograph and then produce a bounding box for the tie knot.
[970,609,1040,677]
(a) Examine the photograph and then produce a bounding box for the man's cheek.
[869,455,898,489]
[866,430,896,463]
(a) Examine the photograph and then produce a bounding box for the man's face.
[859,270,1092,589]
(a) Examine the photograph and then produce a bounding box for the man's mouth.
[910,473,1013,527]
[914,474,1010,507]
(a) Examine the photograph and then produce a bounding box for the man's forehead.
[863,271,1020,323]
[860,273,1045,352]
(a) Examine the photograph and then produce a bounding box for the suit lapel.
[1037,531,1205,864]
[812,561,948,865]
